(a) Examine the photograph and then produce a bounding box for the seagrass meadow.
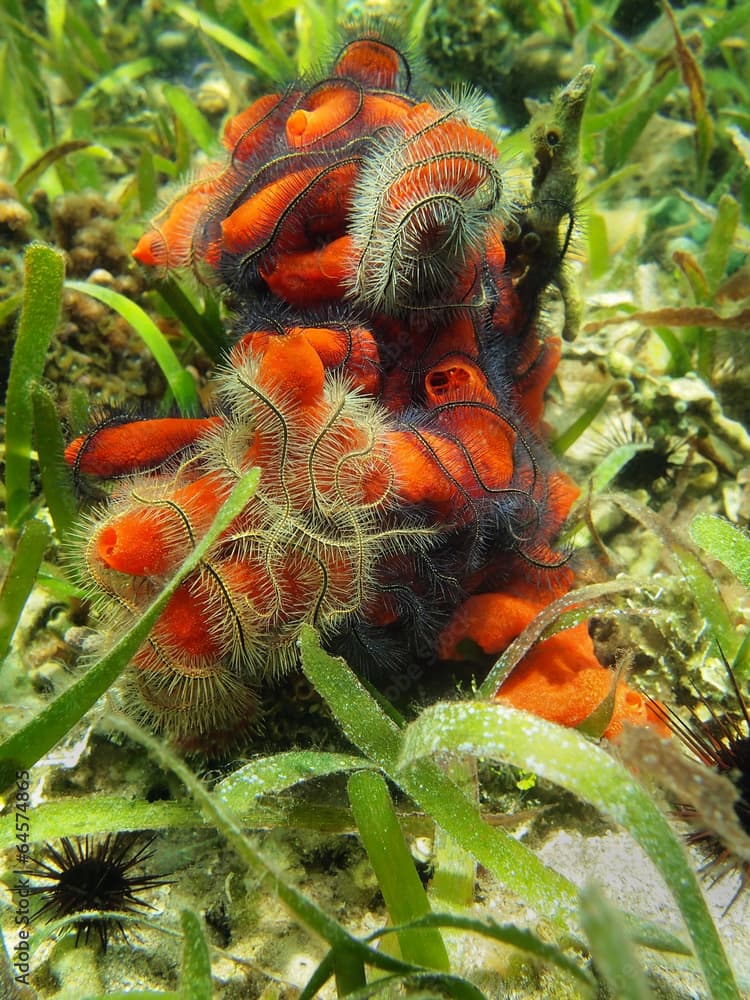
[1,1,750,997]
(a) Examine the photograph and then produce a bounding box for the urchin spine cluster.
[28,834,170,950]
[655,662,750,905]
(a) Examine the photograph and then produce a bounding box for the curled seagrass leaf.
[727,125,750,171]
[584,305,750,334]
[662,0,712,178]
[477,579,640,698]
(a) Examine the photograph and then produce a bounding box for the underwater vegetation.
[0,0,749,997]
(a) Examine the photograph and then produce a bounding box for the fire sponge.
[65,28,664,750]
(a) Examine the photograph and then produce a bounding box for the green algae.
[4,245,65,527]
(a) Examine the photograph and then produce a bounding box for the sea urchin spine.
[28,833,171,950]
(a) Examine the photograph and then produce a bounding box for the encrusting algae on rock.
[64,25,666,751]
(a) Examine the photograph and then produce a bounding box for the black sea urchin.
[29,833,171,949]
[654,656,750,906]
